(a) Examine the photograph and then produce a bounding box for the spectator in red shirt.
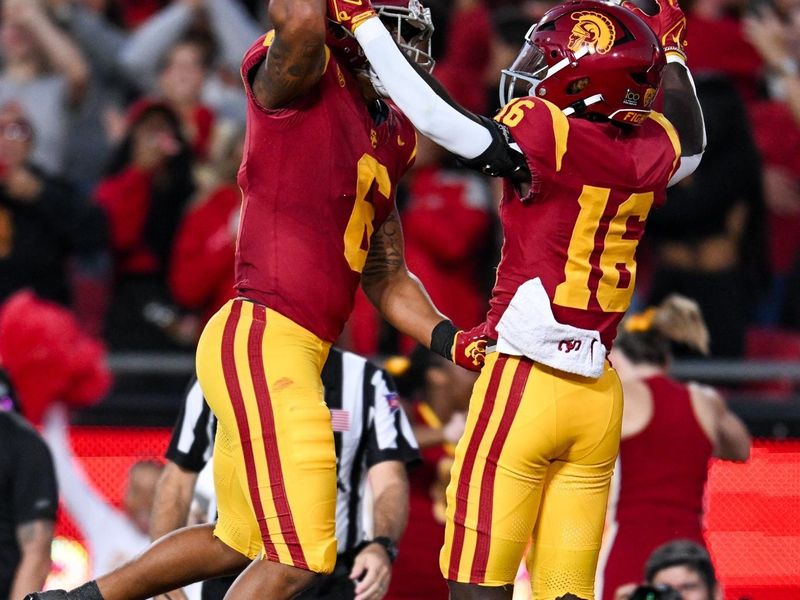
[169,124,244,332]
[434,0,492,115]
[684,0,763,100]
[95,101,194,350]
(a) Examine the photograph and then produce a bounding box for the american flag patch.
[330,409,350,432]
[385,392,400,413]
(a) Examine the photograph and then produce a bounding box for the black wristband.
[69,581,104,600]
[371,536,399,563]
[431,319,458,361]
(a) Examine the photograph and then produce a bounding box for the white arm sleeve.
[354,18,493,160]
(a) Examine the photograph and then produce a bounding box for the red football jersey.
[486,97,681,348]
[236,34,417,342]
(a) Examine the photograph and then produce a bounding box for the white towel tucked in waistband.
[495,278,607,379]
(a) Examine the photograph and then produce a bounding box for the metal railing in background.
[84,353,800,436]
[107,353,800,381]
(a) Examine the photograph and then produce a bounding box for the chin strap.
[562,93,604,117]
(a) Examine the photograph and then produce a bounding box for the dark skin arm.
[252,0,327,109]
[361,208,446,347]
[661,62,705,156]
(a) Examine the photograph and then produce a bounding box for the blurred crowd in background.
[1,0,800,361]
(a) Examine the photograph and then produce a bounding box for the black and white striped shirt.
[166,347,420,554]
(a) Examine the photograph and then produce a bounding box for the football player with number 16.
[332,0,706,598]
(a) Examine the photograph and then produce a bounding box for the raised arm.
[10,0,89,105]
[328,0,527,181]
[622,0,706,184]
[253,0,327,109]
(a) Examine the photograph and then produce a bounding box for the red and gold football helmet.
[327,0,435,72]
[499,0,665,125]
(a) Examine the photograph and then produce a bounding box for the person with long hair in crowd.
[596,295,751,600]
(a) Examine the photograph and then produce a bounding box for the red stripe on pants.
[247,304,309,570]
[470,359,532,582]
[220,301,279,561]
[447,355,509,580]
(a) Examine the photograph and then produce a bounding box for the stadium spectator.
[597,296,750,600]
[169,124,244,328]
[118,0,261,124]
[783,252,800,328]
[646,77,768,357]
[95,101,194,350]
[684,0,762,100]
[149,347,419,600]
[434,0,492,115]
[613,540,722,600]
[0,374,57,600]
[46,0,133,191]
[389,347,476,599]
[43,407,163,578]
[744,6,800,319]
[0,102,108,322]
[0,0,89,175]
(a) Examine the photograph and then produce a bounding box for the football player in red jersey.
[26,3,486,600]
[332,0,706,597]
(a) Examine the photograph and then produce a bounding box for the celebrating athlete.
[331,0,706,597]
[26,2,484,600]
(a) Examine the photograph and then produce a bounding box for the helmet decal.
[567,11,616,55]
[643,87,658,107]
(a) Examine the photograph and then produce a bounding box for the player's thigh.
[527,367,623,600]
[211,436,263,560]
[198,300,337,574]
[441,354,552,586]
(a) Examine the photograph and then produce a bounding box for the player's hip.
[464,352,623,460]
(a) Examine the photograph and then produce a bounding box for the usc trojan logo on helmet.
[567,11,616,55]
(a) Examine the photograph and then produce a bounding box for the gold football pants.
[196,299,337,574]
[440,353,623,599]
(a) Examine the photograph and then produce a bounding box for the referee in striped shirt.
[150,347,420,600]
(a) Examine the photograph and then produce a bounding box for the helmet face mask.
[499,27,549,106]
[327,0,435,74]
[375,0,435,72]
[498,0,666,126]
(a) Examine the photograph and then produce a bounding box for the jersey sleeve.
[12,426,58,526]
[365,369,421,470]
[497,97,570,196]
[645,111,683,206]
[165,378,214,473]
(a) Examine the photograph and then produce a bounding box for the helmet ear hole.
[567,77,590,95]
